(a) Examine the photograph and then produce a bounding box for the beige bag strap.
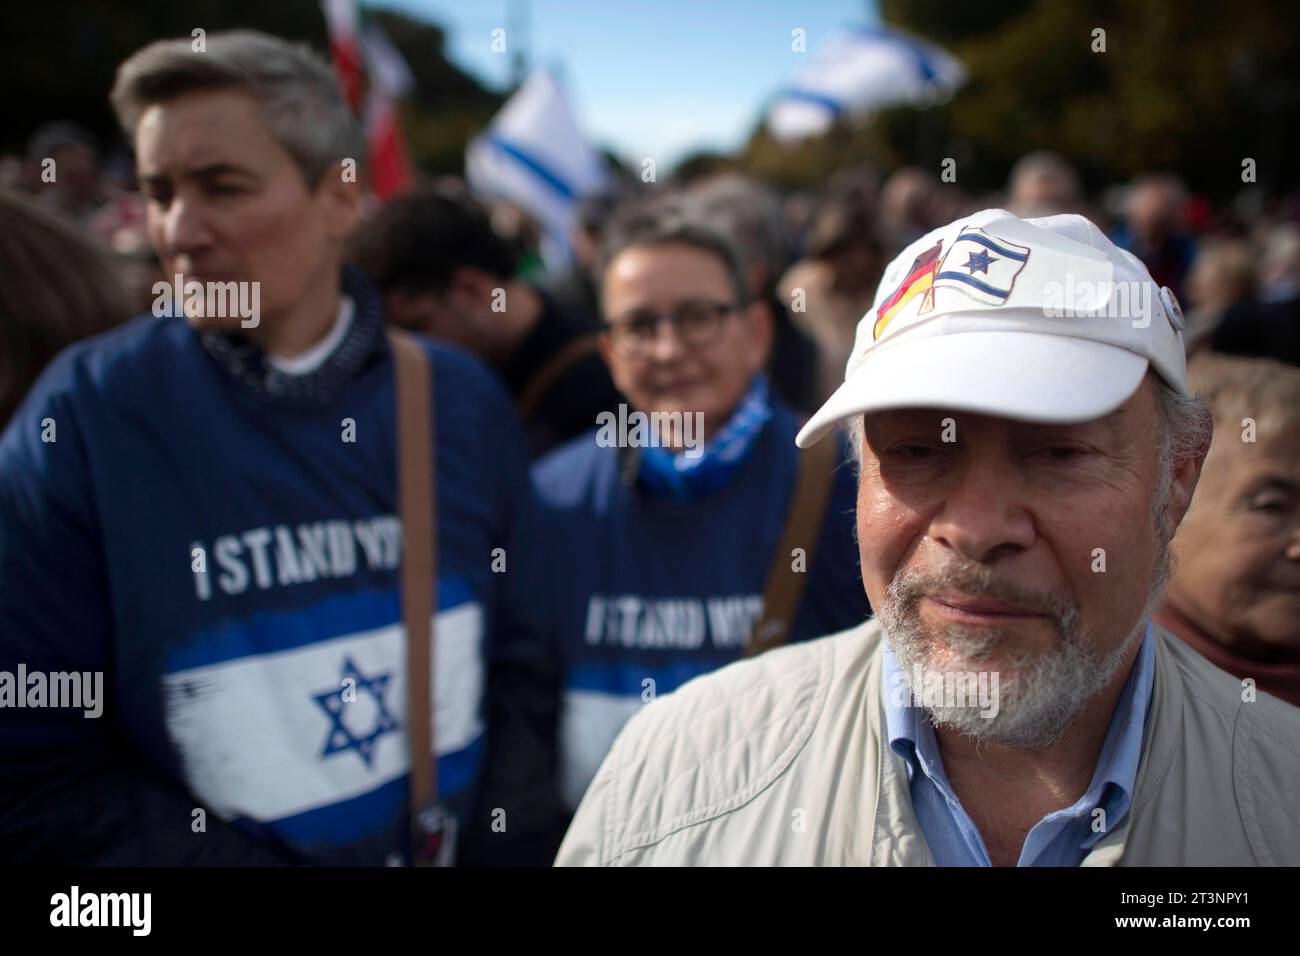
[515,334,600,419]
[746,435,838,657]
[388,330,438,835]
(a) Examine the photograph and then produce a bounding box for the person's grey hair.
[686,173,792,286]
[1151,376,1214,543]
[110,30,363,187]
[598,199,751,308]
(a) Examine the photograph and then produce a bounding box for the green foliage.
[2,1,502,178]
[734,0,1300,197]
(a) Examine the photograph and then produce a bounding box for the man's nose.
[929,451,1036,564]
[648,316,687,362]
[1285,521,1300,562]
[160,196,214,259]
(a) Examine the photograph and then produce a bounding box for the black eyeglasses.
[604,300,739,355]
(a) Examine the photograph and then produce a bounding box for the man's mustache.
[887,560,1078,625]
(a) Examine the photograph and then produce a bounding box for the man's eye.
[676,303,715,325]
[1041,446,1086,461]
[207,183,242,196]
[891,445,940,459]
[1249,496,1289,514]
[626,319,657,340]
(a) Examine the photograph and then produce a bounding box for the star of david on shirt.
[313,656,400,768]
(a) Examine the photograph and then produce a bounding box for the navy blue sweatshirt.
[532,402,870,810]
[0,269,559,865]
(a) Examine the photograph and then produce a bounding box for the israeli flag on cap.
[931,225,1032,306]
[766,26,966,142]
[466,68,610,271]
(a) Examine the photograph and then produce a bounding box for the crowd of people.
[1,29,1297,867]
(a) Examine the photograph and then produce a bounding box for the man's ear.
[1165,436,1211,534]
[447,266,499,308]
[597,329,615,370]
[741,299,775,373]
[316,170,363,240]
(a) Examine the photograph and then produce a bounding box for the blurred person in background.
[351,188,622,459]
[0,154,25,191]
[88,187,164,315]
[1157,352,1300,706]
[1212,222,1300,365]
[541,189,624,332]
[928,180,977,231]
[878,166,941,254]
[1183,239,1256,352]
[778,170,886,404]
[781,189,820,252]
[1257,222,1300,305]
[1112,173,1197,300]
[687,172,820,414]
[1005,151,1083,218]
[0,30,558,866]
[0,189,134,429]
[484,199,547,279]
[534,206,869,817]
[26,120,113,227]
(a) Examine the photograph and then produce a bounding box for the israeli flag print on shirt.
[160,577,482,850]
[932,225,1031,305]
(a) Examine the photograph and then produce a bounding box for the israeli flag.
[160,587,483,846]
[767,26,966,142]
[932,225,1031,305]
[466,68,610,270]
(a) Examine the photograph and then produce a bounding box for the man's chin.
[642,396,704,419]
[921,643,1038,703]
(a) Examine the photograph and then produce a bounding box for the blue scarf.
[636,374,773,501]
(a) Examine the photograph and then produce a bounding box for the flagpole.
[508,0,531,88]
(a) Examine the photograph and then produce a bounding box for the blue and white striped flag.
[767,26,966,142]
[466,68,610,270]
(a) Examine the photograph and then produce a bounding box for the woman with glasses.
[533,205,870,819]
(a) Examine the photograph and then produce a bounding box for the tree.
[732,0,1300,198]
[2,1,502,178]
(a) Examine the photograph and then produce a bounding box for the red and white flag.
[321,1,414,198]
[360,24,414,198]
[321,0,363,111]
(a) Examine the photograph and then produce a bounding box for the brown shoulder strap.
[388,330,438,834]
[746,435,839,657]
[515,334,600,419]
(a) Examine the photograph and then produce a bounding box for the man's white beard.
[880,543,1173,750]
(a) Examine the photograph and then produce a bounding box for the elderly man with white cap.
[556,209,1300,866]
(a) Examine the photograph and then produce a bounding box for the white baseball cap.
[795,208,1190,447]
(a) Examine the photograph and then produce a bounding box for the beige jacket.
[556,618,1300,866]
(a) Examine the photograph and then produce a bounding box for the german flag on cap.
[873,240,942,341]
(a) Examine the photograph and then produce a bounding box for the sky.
[375,0,879,168]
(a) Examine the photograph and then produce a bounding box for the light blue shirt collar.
[882,620,1156,866]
